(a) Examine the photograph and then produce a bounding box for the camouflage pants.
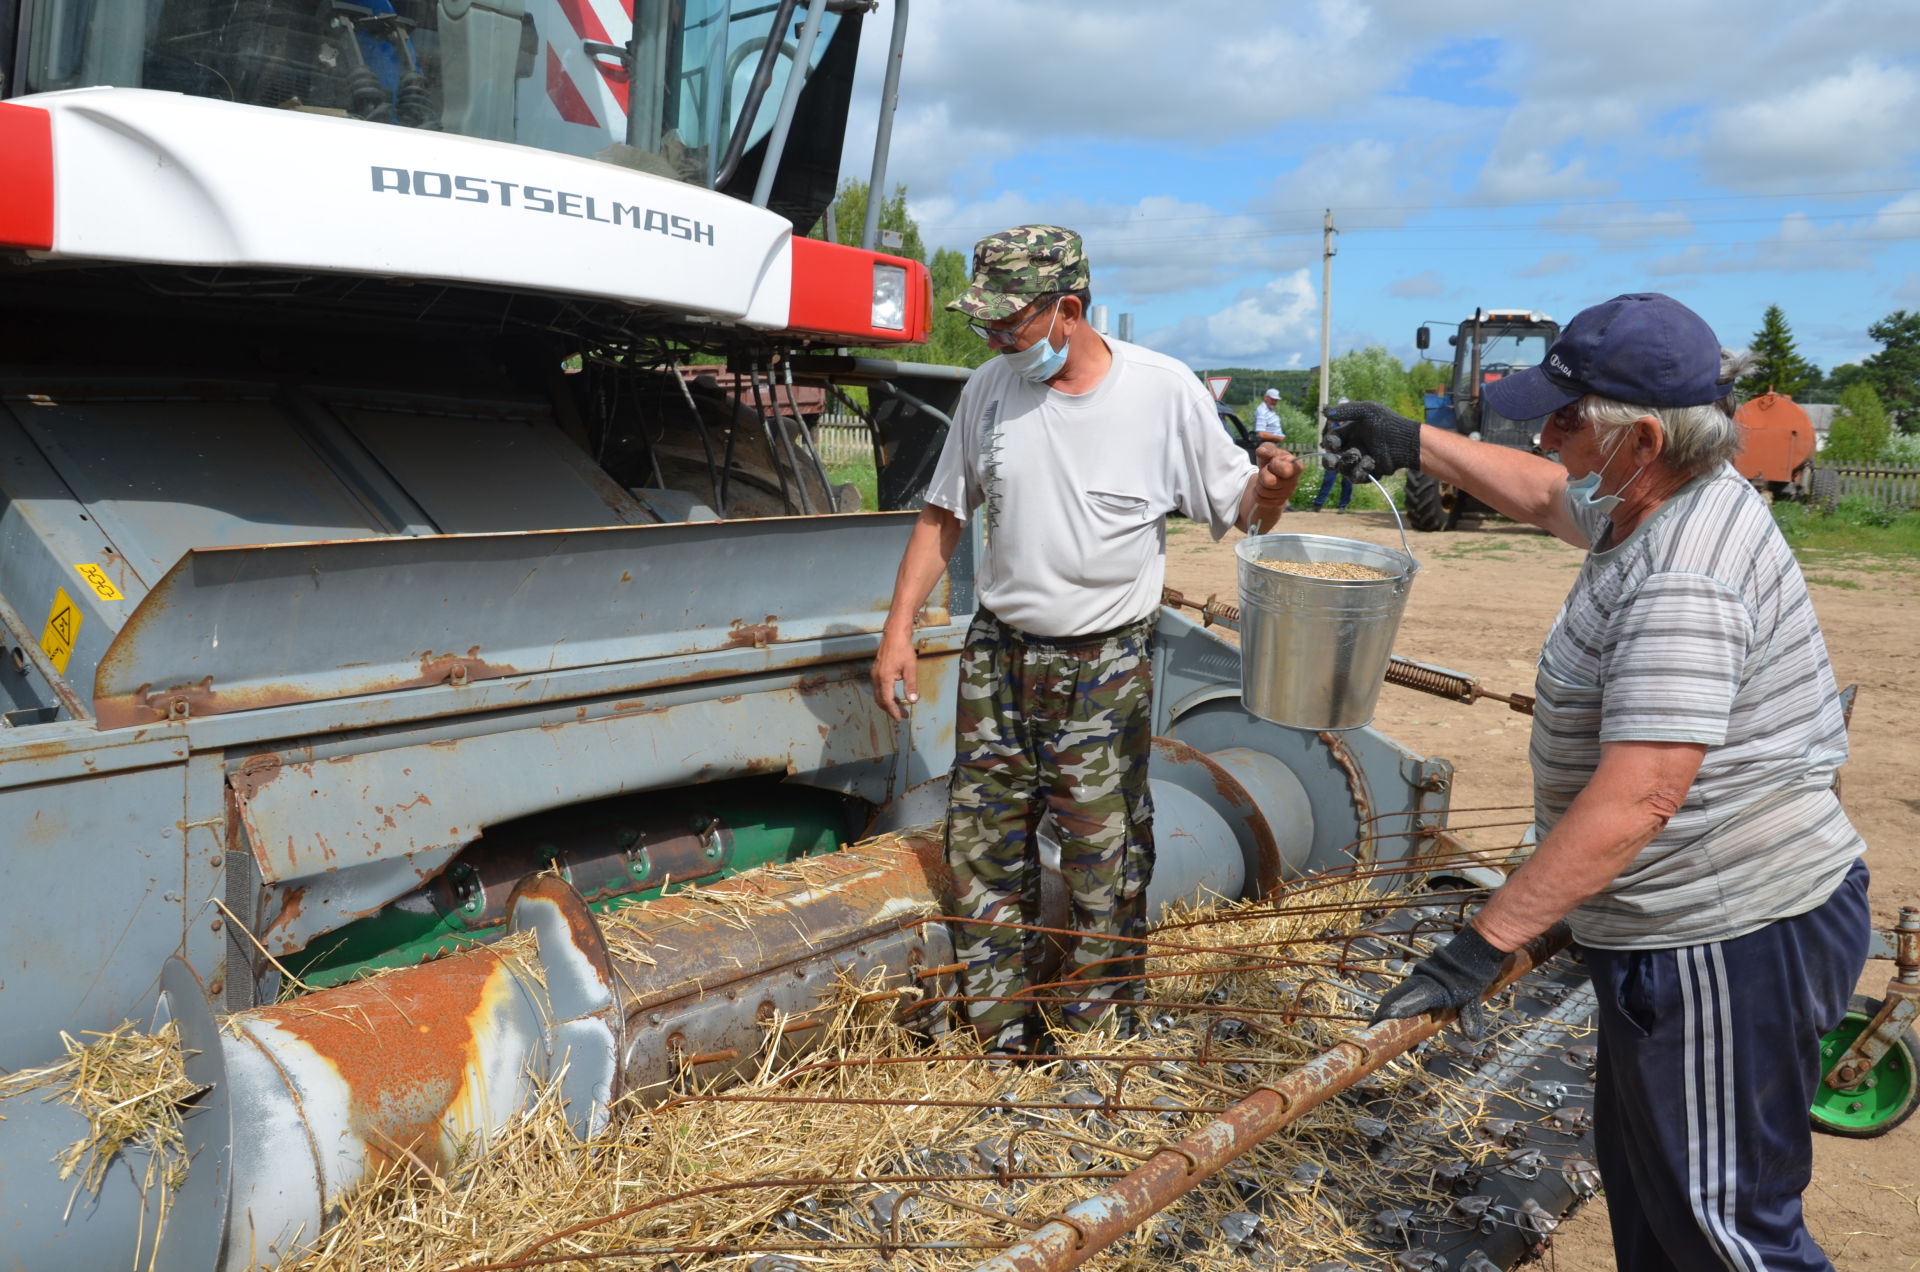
[945,608,1155,1050]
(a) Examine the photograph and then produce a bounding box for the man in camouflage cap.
[872,224,1305,1054]
[947,224,1089,324]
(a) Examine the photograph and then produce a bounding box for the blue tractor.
[1406,308,1561,530]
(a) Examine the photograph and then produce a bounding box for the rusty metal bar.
[965,923,1573,1272]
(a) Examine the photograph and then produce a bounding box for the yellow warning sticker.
[40,587,80,676]
[73,562,124,601]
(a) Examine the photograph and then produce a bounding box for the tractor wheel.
[1812,994,1920,1138]
[1403,471,1454,532]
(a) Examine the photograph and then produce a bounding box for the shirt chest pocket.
[1085,489,1153,522]
[1533,650,1604,735]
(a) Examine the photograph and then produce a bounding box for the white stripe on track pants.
[1581,859,1869,1272]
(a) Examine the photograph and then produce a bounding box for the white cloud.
[1647,212,1872,276]
[1142,271,1319,368]
[1389,270,1446,299]
[913,191,1315,301]
[1868,191,1920,240]
[1472,152,1611,204]
[1701,59,1920,186]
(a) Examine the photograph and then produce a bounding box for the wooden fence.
[814,414,873,466]
[1819,463,1920,509]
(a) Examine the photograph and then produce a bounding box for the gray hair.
[1568,346,1750,477]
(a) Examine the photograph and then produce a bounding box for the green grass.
[825,459,879,513]
[1803,574,1865,590]
[1289,469,1403,513]
[1771,500,1920,562]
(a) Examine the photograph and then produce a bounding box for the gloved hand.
[1369,923,1507,1038]
[1322,401,1423,478]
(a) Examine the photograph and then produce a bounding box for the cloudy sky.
[839,0,1920,375]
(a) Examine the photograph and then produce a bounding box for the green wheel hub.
[1812,996,1919,1138]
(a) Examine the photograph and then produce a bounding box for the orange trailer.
[1735,392,1818,497]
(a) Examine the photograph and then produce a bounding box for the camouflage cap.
[947,225,1090,322]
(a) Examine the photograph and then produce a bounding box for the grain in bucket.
[1233,532,1418,730]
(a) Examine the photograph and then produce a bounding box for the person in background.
[1311,398,1355,512]
[1254,386,1284,437]
[869,224,1304,1054]
[1324,292,1870,1272]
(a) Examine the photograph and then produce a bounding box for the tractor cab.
[1416,309,1559,448]
[1405,309,1559,530]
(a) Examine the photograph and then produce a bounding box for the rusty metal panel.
[234,666,901,905]
[94,513,924,729]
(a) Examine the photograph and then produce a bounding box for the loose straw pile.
[0,1019,205,1268]
[280,873,1583,1272]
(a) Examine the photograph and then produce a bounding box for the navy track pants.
[1582,859,1870,1272]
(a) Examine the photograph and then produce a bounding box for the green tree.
[816,179,926,263]
[1738,304,1816,399]
[1863,310,1920,433]
[924,246,991,369]
[1326,345,1424,416]
[1824,383,1891,463]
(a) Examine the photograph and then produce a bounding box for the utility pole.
[1318,208,1336,417]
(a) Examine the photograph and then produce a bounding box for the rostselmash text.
[370,167,716,245]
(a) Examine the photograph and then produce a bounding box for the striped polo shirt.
[1533,462,1865,949]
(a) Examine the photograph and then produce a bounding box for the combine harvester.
[0,5,1910,1269]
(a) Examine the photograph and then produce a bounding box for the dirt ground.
[1163,509,1920,1271]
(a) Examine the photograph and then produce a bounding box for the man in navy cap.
[1322,294,1870,1272]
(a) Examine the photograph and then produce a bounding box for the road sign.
[1206,376,1232,401]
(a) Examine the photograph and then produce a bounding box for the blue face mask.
[1001,303,1069,383]
[1565,423,1646,520]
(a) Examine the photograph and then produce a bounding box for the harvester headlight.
[871,263,907,331]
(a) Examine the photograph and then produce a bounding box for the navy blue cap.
[1485,293,1731,420]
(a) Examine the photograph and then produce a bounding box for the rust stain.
[94,648,526,730]
[230,753,285,801]
[254,951,520,1172]
[261,885,308,940]
[793,673,831,697]
[724,617,780,650]
[618,570,632,583]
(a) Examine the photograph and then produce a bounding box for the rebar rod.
[965,923,1572,1272]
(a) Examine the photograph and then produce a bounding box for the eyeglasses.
[969,296,1063,347]
[1546,402,1587,433]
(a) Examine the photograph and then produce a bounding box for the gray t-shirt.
[1533,462,1866,949]
[924,337,1255,638]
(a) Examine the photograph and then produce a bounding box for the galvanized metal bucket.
[1234,532,1418,730]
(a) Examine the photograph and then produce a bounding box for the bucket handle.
[1290,451,1417,572]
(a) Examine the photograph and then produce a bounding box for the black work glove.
[1369,923,1506,1039]
[1322,401,1422,478]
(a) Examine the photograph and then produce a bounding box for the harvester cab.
[1409,308,1560,530]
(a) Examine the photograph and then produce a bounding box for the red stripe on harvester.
[545,45,602,128]
[0,103,54,251]
[550,0,631,114]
